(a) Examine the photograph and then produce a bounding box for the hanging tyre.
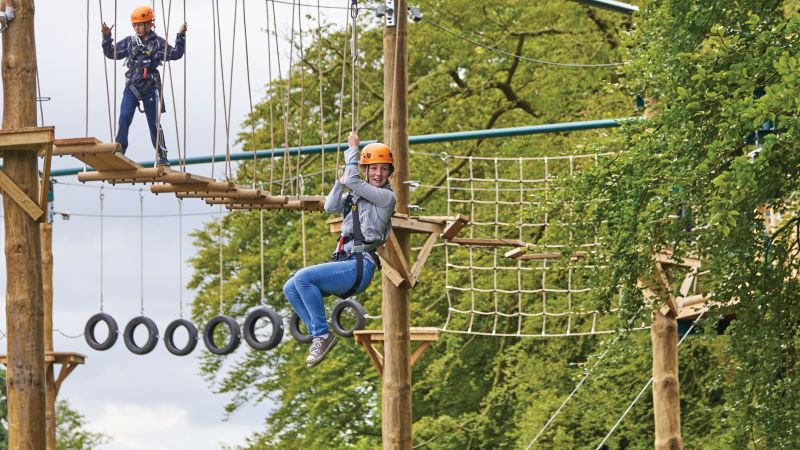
[84,312,119,351]
[203,315,241,355]
[123,316,159,355]
[289,311,313,344]
[164,318,199,356]
[330,298,366,338]
[243,307,284,351]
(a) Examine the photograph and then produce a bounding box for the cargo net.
[426,152,623,337]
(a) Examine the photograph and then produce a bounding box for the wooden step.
[0,126,54,154]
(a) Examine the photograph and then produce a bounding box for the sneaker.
[306,332,338,368]
[156,157,170,167]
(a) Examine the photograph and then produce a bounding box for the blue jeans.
[116,84,168,161]
[283,256,375,336]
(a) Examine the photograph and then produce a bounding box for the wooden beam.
[442,214,469,239]
[654,251,701,269]
[450,237,527,247]
[52,141,119,155]
[150,181,236,194]
[0,168,44,221]
[411,233,439,282]
[175,189,267,199]
[377,255,406,287]
[77,167,165,183]
[39,143,53,212]
[384,232,415,286]
[0,126,54,152]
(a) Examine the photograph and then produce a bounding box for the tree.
[55,400,109,450]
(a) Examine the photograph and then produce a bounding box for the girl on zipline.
[101,5,186,167]
[284,131,396,368]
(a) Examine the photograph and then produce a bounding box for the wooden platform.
[353,327,439,376]
[0,126,54,154]
[0,351,85,395]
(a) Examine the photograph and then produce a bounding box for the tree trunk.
[2,1,47,448]
[651,311,683,450]
[41,222,57,450]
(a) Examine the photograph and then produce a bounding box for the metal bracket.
[384,0,396,27]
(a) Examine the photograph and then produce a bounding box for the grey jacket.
[324,146,396,254]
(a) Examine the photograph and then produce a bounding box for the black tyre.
[164,318,199,356]
[243,307,284,351]
[84,312,119,351]
[123,316,159,355]
[289,311,313,344]
[203,315,241,355]
[330,298,366,338]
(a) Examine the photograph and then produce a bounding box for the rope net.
[430,151,625,337]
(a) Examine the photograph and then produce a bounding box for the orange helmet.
[131,6,154,24]
[359,143,394,171]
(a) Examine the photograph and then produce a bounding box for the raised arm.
[157,24,186,61]
[101,27,130,60]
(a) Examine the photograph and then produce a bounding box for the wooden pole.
[382,1,411,448]
[41,219,57,450]
[651,310,683,450]
[2,1,48,448]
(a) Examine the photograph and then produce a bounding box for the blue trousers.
[283,256,375,336]
[116,84,168,161]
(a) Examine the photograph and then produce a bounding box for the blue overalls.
[102,30,185,164]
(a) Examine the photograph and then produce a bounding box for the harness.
[125,36,164,113]
[332,192,384,299]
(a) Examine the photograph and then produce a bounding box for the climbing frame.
[353,327,439,376]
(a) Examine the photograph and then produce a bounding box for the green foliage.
[55,400,109,450]
[554,0,800,447]
[187,0,759,448]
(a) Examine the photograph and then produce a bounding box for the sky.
[0,1,353,448]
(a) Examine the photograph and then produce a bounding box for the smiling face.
[363,163,392,187]
[132,21,153,38]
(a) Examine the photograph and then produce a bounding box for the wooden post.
[651,311,683,450]
[41,219,57,450]
[2,1,48,448]
[382,1,412,448]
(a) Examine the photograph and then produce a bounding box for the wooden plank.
[0,126,54,152]
[175,189,266,200]
[450,237,526,247]
[150,181,235,194]
[52,142,118,156]
[409,341,432,367]
[442,214,469,239]
[353,327,439,342]
[52,137,102,146]
[504,249,588,261]
[654,251,701,269]
[394,215,444,234]
[0,168,44,221]
[73,150,143,172]
[378,232,414,287]
[411,232,439,282]
[78,167,165,183]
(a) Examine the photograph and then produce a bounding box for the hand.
[178,22,187,34]
[101,22,114,34]
[348,131,359,149]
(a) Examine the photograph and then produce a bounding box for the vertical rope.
[334,4,349,175]
[178,198,184,318]
[139,188,145,314]
[349,0,358,132]
[467,156,476,333]
[280,0,298,194]
[300,175,307,265]
[260,206,265,306]
[98,0,114,140]
[35,70,45,127]
[211,0,218,179]
[182,0,187,171]
[317,0,326,192]
[517,157,524,336]
[154,0,173,163]
[224,0,239,180]
[99,187,105,312]
[85,0,90,137]
[265,1,277,192]
[491,157,500,335]
[218,205,224,315]
[388,5,401,150]
[242,0,258,188]
[296,4,306,194]
[114,0,118,138]
[159,0,184,167]
[442,154,453,331]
